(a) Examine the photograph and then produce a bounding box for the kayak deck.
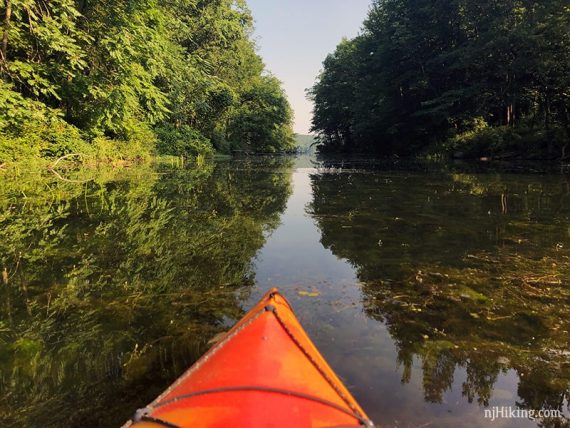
[126,289,374,427]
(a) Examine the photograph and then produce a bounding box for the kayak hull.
[126,289,373,428]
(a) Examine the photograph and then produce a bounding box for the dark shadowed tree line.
[0,0,294,164]
[310,0,570,159]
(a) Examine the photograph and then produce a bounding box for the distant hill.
[295,134,316,154]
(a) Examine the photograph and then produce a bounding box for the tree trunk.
[78,0,88,14]
[562,97,570,134]
[544,94,551,130]
[1,0,12,64]
[506,103,514,127]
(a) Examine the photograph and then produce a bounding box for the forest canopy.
[0,0,295,163]
[310,0,570,158]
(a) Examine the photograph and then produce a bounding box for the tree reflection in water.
[308,165,569,426]
[0,158,293,427]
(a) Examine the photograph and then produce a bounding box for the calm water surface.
[1,158,568,427]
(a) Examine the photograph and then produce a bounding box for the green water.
[0,158,568,427]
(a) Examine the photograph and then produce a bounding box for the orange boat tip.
[126,288,375,428]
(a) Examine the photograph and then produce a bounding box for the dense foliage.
[310,0,570,158]
[0,0,294,163]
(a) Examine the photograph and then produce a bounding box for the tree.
[310,0,570,157]
[0,0,295,163]
[308,38,360,153]
[229,75,295,153]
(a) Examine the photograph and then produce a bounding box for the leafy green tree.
[308,38,360,153]
[73,0,170,142]
[0,0,295,163]
[229,75,295,153]
[310,0,570,157]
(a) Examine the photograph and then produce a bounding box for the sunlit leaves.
[0,0,294,161]
[228,75,295,153]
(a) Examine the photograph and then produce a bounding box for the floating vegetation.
[309,168,570,425]
[298,290,321,298]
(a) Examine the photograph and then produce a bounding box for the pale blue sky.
[247,0,371,134]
